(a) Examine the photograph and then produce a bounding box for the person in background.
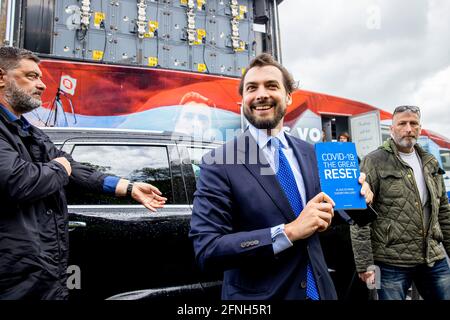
[350,105,450,300]
[321,129,327,142]
[0,46,167,299]
[338,132,351,142]
[174,91,215,140]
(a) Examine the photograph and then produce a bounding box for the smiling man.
[350,105,450,300]
[0,47,166,299]
[189,53,373,300]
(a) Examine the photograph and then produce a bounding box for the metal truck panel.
[23,0,259,76]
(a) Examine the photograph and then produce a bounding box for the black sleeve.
[0,135,70,203]
[51,143,111,194]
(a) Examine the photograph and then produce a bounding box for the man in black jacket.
[0,46,167,299]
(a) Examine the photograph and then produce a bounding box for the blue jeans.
[376,259,450,300]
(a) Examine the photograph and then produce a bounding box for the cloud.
[413,65,450,137]
[279,0,450,139]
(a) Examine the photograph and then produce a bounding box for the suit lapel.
[286,134,316,201]
[236,131,296,222]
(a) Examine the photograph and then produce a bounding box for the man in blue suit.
[189,53,373,300]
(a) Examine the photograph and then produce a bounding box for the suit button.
[254,240,260,245]
[240,242,248,248]
[300,280,307,288]
[46,209,53,215]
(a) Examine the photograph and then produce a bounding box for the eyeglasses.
[393,105,421,116]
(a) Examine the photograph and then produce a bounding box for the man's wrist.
[115,179,129,197]
[284,223,295,242]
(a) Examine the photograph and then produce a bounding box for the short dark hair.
[0,46,40,72]
[239,53,296,96]
[338,132,351,142]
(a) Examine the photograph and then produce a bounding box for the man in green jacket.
[350,105,450,300]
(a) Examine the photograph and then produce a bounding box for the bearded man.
[189,53,373,300]
[0,47,166,299]
[350,105,450,300]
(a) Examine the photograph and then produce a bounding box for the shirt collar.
[0,103,31,131]
[248,123,289,150]
[0,104,19,121]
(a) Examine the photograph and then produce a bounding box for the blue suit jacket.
[189,130,337,300]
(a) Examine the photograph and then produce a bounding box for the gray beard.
[392,134,417,150]
[4,80,42,115]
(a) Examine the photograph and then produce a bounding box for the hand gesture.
[358,172,374,204]
[130,182,167,212]
[284,192,335,241]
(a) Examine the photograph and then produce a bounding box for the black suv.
[44,127,223,300]
[45,127,372,301]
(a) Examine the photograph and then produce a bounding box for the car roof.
[41,127,224,147]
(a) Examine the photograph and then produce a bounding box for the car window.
[440,150,450,171]
[187,147,212,180]
[66,144,174,205]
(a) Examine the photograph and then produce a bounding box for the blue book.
[314,142,367,210]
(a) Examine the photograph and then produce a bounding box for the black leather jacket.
[0,107,108,299]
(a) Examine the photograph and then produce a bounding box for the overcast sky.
[278,0,450,139]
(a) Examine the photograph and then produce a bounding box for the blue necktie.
[271,137,320,300]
